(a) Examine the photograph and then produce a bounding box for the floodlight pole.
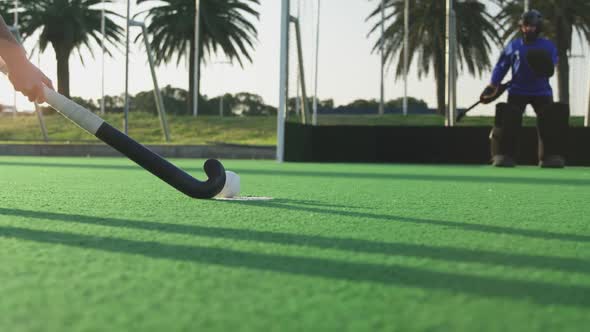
[124,0,130,134]
[34,51,48,142]
[295,1,301,119]
[379,0,385,116]
[403,0,409,116]
[12,0,18,117]
[312,0,321,125]
[586,57,590,126]
[445,0,457,127]
[193,0,201,117]
[452,9,457,124]
[101,0,105,115]
[277,0,290,162]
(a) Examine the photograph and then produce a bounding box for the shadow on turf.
[0,160,588,187]
[1,207,589,276]
[231,169,590,188]
[221,199,590,243]
[265,198,364,209]
[0,223,589,308]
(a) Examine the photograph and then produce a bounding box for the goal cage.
[277,0,322,162]
[275,0,590,162]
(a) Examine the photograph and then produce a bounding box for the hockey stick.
[0,61,225,199]
[456,81,511,123]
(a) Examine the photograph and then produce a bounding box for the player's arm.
[0,16,26,66]
[0,15,53,103]
[481,47,511,103]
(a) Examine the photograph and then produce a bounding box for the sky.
[0,0,588,115]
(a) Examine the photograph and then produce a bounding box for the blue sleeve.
[551,44,558,65]
[491,46,511,86]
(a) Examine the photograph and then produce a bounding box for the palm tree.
[367,0,501,114]
[17,0,123,97]
[494,0,590,104]
[0,2,17,26]
[137,0,259,114]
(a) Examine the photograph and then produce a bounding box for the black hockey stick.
[456,81,511,122]
[456,99,483,123]
[0,63,226,199]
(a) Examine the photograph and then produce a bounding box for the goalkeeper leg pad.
[490,103,523,163]
[537,102,569,167]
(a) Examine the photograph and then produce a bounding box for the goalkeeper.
[481,10,567,168]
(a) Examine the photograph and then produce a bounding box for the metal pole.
[124,0,130,134]
[277,0,290,162]
[35,43,48,142]
[193,0,201,117]
[295,1,301,119]
[34,104,49,141]
[456,9,457,127]
[379,0,385,116]
[9,23,49,141]
[101,0,106,115]
[445,0,457,127]
[291,17,310,124]
[524,0,530,12]
[12,0,18,117]
[312,0,321,126]
[586,56,590,126]
[403,0,409,116]
[445,0,450,126]
[132,21,170,142]
[13,0,18,25]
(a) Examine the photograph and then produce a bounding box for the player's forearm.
[490,63,509,86]
[0,15,27,70]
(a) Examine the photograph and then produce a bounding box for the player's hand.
[480,84,499,104]
[8,58,54,104]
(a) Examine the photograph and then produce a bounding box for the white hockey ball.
[217,171,240,198]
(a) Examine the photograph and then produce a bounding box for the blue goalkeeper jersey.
[491,37,558,96]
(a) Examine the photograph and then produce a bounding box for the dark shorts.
[507,94,553,115]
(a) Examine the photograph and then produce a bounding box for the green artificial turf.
[0,156,589,332]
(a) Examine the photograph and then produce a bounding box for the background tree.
[494,0,590,104]
[0,2,16,25]
[367,0,500,114]
[138,0,260,115]
[17,0,123,97]
[234,92,271,116]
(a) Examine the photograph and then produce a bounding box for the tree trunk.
[554,13,572,104]
[53,43,71,98]
[556,49,569,103]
